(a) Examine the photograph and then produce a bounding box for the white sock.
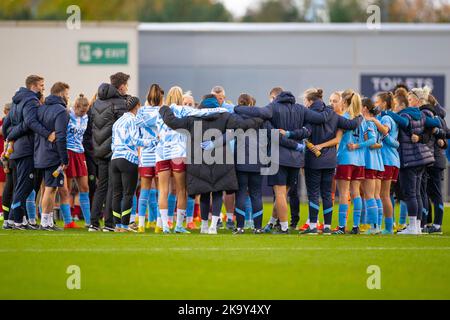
[29,218,36,225]
[41,213,49,227]
[226,213,233,221]
[176,209,186,227]
[160,209,169,228]
[211,216,219,229]
[22,216,28,225]
[325,224,331,229]
[186,216,193,223]
[130,214,136,224]
[310,222,317,229]
[433,224,441,229]
[306,219,310,224]
[138,216,145,227]
[168,215,174,223]
[156,217,162,228]
[409,217,417,230]
[201,220,209,230]
[269,217,277,225]
[280,221,288,231]
[48,212,54,227]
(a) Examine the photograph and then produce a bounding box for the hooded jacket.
[230,92,331,168]
[34,95,69,168]
[304,100,362,170]
[4,87,52,160]
[91,83,128,159]
[388,107,435,168]
[159,105,263,196]
[420,104,447,169]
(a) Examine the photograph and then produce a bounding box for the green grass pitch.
[1,203,449,300]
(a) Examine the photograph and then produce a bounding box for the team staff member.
[160,94,263,235]
[297,88,362,235]
[89,72,130,232]
[386,87,439,235]
[236,90,332,234]
[3,75,56,230]
[418,94,448,234]
[34,82,70,231]
[111,97,156,232]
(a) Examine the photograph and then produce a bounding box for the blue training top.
[337,113,370,167]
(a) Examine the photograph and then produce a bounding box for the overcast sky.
[218,0,261,17]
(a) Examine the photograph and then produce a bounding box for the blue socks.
[186,196,195,220]
[79,192,91,225]
[400,200,408,225]
[361,199,367,224]
[60,203,72,225]
[130,195,137,223]
[376,198,383,228]
[139,189,150,220]
[366,198,378,227]
[353,197,362,227]
[245,195,252,221]
[26,190,36,222]
[385,216,393,232]
[149,189,158,222]
[338,204,348,228]
[168,193,177,220]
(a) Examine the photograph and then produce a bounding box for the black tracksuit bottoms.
[111,158,139,226]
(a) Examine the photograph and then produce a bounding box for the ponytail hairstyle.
[303,88,324,102]
[362,97,380,116]
[165,86,183,106]
[428,94,438,107]
[394,88,409,110]
[238,93,256,107]
[74,93,89,109]
[376,91,395,111]
[341,89,362,119]
[410,86,432,106]
[147,84,164,106]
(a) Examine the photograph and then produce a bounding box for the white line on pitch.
[1,247,450,253]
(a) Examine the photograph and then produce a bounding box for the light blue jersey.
[66,110,88,154]
[222,101,235,113]
[364,120,384,172]
[337,113,366,167]
[380,114,400,168]
[112,112,157,165]
[135,106,159,168]
[156,104,229,162]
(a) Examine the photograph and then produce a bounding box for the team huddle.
[0,72,447,236]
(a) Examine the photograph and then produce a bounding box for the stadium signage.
[78,42,128,65]
[361,74,446,105]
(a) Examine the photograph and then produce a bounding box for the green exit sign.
[78,42,128,65]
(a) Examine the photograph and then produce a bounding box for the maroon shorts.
[381,165,399,182]
[139,166,156,178]
[365,169,384,180]
[335,165,365,181]
[156,158,186,174]
[66,150,88,178]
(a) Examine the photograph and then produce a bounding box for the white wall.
[0,21,138,111]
